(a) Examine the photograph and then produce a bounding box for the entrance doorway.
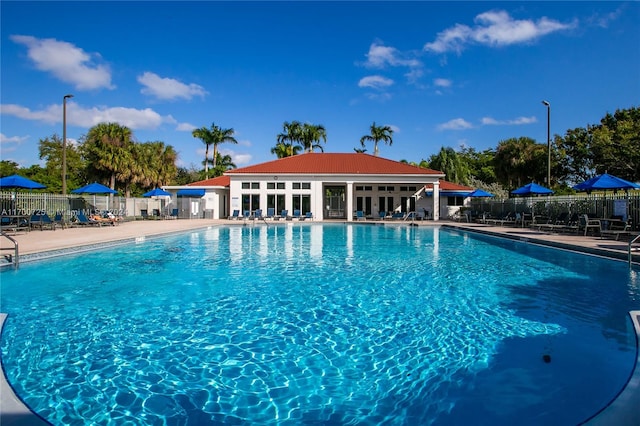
[324,186,345,219]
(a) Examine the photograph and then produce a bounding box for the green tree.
[38,133,84,193]
[493,137,547,189]
[192,123,237,179]
[360,122,393,156]
[210,152,236,177]
[427,147,471,184]
[271,142,302,158]
[174,165,202,185]
[132,141,178,190]
[274,121,304,157]
[459,147,497,184]
[0,160,20,177]
[81,122,134,193]
[590,107,640,181]
[299,123,327,153]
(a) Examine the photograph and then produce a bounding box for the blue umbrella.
[71,182,118,195]
[511,182,553,196]
[72,182,118,212]
[573,173,640,191]
[0,174,46,190]
[573,173,639,221]
[466,189,494,197]
[143,188,171,197]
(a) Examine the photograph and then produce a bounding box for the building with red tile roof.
[165,153,476,221]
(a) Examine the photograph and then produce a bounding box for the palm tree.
[360,122,393,156]
[276,121,303,155]
[83,122,134,192]
[300,123,327,153]
[271,141,302,158]
[211,153,236,177]
[192,123,237,179]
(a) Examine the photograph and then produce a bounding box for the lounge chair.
[30,211,56,231]
[304,211,313,220]
[141,209,149,220]
[391,212,405,220]
[72,211,106,227]
[579,214,601,236]
[280,210,289,220]
[266,208,275,220]
[228,210,240,220]
[600,220,633,241]
[54,212,67,229]
[243,210,251,220]
[292,209,302,220]
[165,208,179,219]
[254,209,263,220]
[356,210,366,221]
[378,211,387,220]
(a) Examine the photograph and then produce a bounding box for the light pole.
[542,100,551,187]
[62,94,74,195]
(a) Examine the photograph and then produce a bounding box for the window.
[251,182,260,189]
[447,196,464,206]
[293,182,310,190]
[293,182,300,189]
[267,182,275,189]
[292,194,311,214]
[277,182,285,190]
[242,182,250,189]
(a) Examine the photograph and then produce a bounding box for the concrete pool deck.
[0,219,638,424]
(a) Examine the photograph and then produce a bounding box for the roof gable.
[226,153,443,176]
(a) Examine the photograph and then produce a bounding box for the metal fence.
[0,191,211,221]
[469,193,640,231]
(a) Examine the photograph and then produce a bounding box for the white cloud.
[424,10,576,54]
[0,133,28,144]
[0,102,172,130]
[358,75,394,90]
[232,153,252,165]
[481,116,537,125]
[434,78,452,88]
[138,72,208,101]
[10,35,113,90]
[176,122,197,132]
[586,6,623,28]
[365,42,421,68]
[437,118,473,131]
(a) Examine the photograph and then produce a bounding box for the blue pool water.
[1,224,638,425]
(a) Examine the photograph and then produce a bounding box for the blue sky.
[1,1,638,171]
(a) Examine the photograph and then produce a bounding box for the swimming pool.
[1,223,638,425]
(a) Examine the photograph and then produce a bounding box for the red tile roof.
[188,175,230,187]
[226,153,444,175]
[425,180,473,191]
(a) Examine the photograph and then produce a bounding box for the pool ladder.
[629,233,640,267]
[0,231,19,269]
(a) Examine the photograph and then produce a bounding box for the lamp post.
[541,100,551,187]
[62,94,74,195]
